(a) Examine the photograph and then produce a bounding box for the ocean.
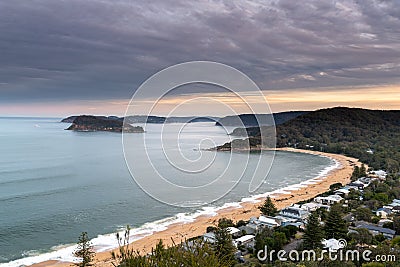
[0,117,335,266]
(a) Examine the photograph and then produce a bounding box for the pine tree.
[302,211,324,249]
[258,197,278,216]
[360,164,367,177]
[324,204,348,240]
[213,227,236,265]
[73,232,95,267]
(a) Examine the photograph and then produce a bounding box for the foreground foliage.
[111,226,232,267]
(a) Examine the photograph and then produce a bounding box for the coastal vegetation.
[73,232,95,267]
[65,115,144,133]
[258,196,278,216]
[215,111,307,127]
[111,226,231,267]
[225,107,400,172]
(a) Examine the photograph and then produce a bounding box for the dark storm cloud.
[0,0,399,103]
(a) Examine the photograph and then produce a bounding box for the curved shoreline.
[29,148,362,267]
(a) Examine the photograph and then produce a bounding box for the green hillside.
[228,107,400,172]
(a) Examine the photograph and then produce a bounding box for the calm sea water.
[0,117,333,266]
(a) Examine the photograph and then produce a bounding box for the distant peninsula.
[214,107,400,172]
[215,111,308,127]
[64,115,144,133]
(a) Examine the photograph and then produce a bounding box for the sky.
[0,0,399,116]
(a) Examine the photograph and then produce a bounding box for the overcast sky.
[1,0,400,115]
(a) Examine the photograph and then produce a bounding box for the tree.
[73,232,95,267]
[258,196,278,216]
[352,228,373,245]
[302,211,324,249]
[324,204,348,240]
[360,164,367,177]
[354,207,373,222]
[217,217,234,228]
[112,226,229,267]
[213,227,236,265]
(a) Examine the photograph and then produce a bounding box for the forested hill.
[228,107,400,172]
[215,111,307,127]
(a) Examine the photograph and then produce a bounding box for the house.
[378,219,393,227]
[300,202,320,212]
[279,206,309,221]
[272,215,298,226]
[348,182,365,190]
[284,221,305,229]
[234,235,255,248]
[238,217,261,235]
[227,227,241,238]
[389,199,400,207]
[392,206,400,214]
[334,188,350,197]
[376,208,392,218]
[357,177,372,187]
[202,232,216,244]
[356,222,396,240]
[258,215,281,228]
[369,170,387,180]
[314,195,343,205]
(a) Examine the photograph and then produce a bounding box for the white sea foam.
[1,155,341,267]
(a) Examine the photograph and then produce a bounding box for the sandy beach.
[30,148,362,267]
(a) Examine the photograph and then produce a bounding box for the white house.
[258,215,281,228]
[279,206,310,221]
[369,170,387,180]
[389,199,400,207]
[234,235,255,248]
[226,227,241,238]
[334,188,350,197]
[314,195,343,205]
[376,208,392,219]
[202,232,216,244]
[300,202,320,212]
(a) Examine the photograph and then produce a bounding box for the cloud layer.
[1,0,400,104]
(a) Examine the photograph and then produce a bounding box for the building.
[300,202,320,212]
[226,227,241,238]
[314,195,343,205]
[334,188,350,197]
[258,215,281,228]
[392,206,400,214]
[356,223,396,240]
[369,170,387,180]
[234,235,255,248]
[279,206,310,221]
[348,181,365,190]
[389,199,400,207]
[202,232,216,244]
[376,208,392,219]
[378,219,393,227]
[238,217,261,235]
[357,177,373,187]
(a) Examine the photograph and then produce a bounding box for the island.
[65,115,144,133]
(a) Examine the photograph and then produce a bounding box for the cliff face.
[65,115,144,133]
